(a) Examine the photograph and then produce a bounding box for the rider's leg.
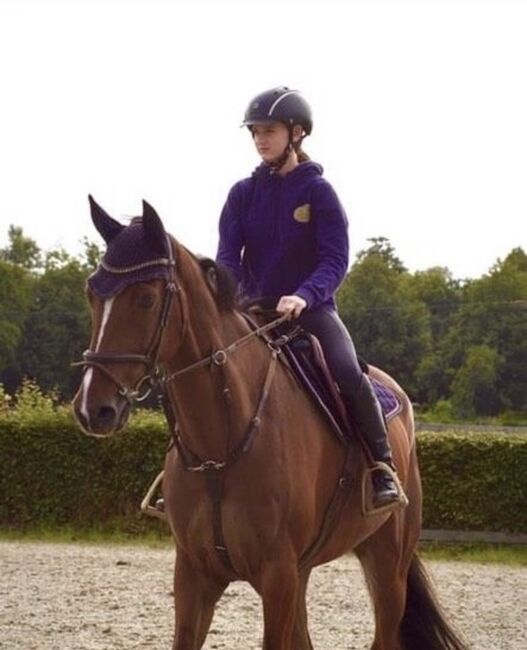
[298,308,399,507]
[342,374,399,507]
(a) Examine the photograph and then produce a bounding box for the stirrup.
[361,462,409,517]
[140,470,167,521]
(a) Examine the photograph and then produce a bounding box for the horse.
[72,196,468,650]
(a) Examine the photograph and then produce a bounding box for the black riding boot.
[343,374,400,508]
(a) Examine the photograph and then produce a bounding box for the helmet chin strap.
[267,123,302,174]
[268,143,293,174]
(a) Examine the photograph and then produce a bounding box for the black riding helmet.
[242,87,313,172]
[242,86,313,135]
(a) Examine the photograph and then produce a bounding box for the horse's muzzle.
[72,392,130,437]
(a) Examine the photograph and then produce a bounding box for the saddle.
[247,308,402,445]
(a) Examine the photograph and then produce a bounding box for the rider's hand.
[276,295,307,320]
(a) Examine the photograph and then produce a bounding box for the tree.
[80,236,103,273]
[338,239,431,397]
[355,236,407,273]
[432,248,527,414]
[404,267,461,342]
[16,259,91,398]
[0,261,34,390]
[0,226,42,270]
[404,267,462,405]
[450,345,503,418]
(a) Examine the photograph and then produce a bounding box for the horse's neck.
[165,309,269,460]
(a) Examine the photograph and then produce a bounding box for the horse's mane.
[197,257,239,313]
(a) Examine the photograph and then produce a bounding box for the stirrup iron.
[140,470,167,521]
[361,461,409,517]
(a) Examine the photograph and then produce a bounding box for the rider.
[216,86,401,509]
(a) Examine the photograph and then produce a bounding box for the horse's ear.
[88,195,125,243]
[142,200,167,255]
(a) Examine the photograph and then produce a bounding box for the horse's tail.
[400,554,468,650]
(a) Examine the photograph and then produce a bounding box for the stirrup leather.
[361,461,409,517]
[140,470,167,521]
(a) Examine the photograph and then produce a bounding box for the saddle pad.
[371,377,402,421]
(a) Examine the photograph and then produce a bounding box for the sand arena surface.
[1,541,525,649]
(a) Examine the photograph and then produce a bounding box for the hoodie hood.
[251,160,324,181]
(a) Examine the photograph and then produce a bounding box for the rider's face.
[251,122,290,163]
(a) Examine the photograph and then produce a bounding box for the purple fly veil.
[87,197,172,299]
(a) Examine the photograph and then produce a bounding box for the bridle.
[73,235,184,406]
[74,234,290,424]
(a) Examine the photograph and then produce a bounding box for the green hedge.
[418,430,527,533]
[0,406,168,528]
[1,404,526,533]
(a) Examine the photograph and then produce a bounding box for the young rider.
[216,86,401,508]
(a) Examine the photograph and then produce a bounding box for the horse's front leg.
[291,568,315,650]
[259,560,299,650]
[171,549,228,650]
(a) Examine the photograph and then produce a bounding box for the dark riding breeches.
[297,307,363,396]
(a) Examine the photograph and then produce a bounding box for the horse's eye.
[138,293,156,309]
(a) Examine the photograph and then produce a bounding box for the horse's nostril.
[97,405,117,426]
[75,407,89,430]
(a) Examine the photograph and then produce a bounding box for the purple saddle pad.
[372,378,401,421]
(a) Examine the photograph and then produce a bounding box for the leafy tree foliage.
[0,261,34,375]
[437,248,527,413]
[338,238,431,396]
[404,267,461,342]
[338,239,526,417]
[0,226,42,270]
[0,226,99,398]
[450,345,503,417]
[17,257,91,398]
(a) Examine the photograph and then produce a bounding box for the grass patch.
[0,518,172,548]
[419,541,527,566]
[2,525,526,566]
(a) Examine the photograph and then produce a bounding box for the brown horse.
[73,197,468,650]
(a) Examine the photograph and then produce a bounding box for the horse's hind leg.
[292,568,314,650]
[354,513,418,650]
[171,550,228,650]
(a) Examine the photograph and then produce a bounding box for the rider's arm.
[294,180,349,309]
[216,182,245,283]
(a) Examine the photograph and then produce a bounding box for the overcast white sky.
[1,0,526,280]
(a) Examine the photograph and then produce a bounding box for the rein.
[163,313,290,383]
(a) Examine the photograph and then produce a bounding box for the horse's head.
[72,196,186,437]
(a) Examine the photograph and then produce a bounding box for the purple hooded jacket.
[216,161,349,310]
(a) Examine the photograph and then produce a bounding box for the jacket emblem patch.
[293,203,311,223]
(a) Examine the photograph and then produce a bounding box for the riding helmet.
[242,86,313,135]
